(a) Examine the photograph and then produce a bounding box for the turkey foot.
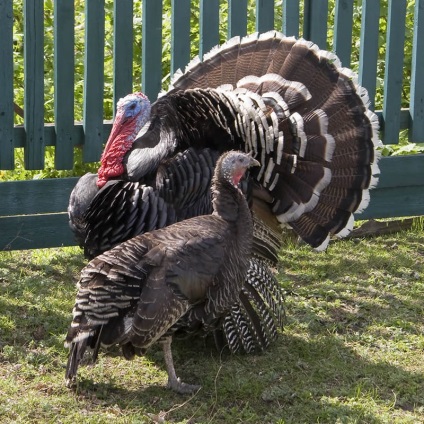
[162,337,201,394]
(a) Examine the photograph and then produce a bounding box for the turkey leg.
[161,337,201,394]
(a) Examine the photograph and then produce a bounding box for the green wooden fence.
[0,0,423,251]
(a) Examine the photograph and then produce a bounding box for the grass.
[0,226,423,423]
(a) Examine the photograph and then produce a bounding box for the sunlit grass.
[0,228,423,423]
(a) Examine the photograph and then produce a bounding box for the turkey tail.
[166,32,296,93]
[65,339,89,387]
[245,258,285,332]
[165,30,380,250]
[252,212,283,264]
[222,258,285,353]
[64,313,104,387]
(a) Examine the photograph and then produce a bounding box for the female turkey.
[65,150,259,394]
[69,30,380,353]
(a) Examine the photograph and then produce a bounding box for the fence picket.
[334,0,354,67]
[283,0,300,37]
[358,0,380,112]
[410,0,424,143]
[142,0,163,100]
[83,0,105,162]
[228,0,248,38]
[113,0,134,116]
[382,0,407,144]
[256,0,274,33]
[24,0,45,170]
[304,0,329,48]
[54,0,75,170]
[0,0,14,169]
[171,0,191,76]
[199,0,220,59]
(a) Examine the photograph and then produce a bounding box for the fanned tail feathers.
[165,30,380,250]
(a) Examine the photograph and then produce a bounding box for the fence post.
[142,0,163,99]
[409,0,424,143]
[54,0,75,169]
[303,0,329,48]
[199,0,220,59]
[382,0,407,144]
[113,0,134,117]
[83,0,105,162]
[24,0,45,170]
[0,0,14,170]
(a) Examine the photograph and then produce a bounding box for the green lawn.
[0,225,423,423]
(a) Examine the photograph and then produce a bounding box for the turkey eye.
[129,103,136,110]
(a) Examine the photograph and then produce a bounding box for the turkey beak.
[249,157,260,168]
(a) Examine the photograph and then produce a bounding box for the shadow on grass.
[58,330,423,423]
[1,236,423,422]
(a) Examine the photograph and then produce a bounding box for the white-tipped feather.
[275,167,331,223]
[263,158,275,186]
[371,159,381,177]
[268,174,280,191]
[335,214,355,238]
[259,30,280,41]
[164,68,183,94]
[123,316,134,335]
[355,189,371,214]
[219,35,241,52]
[339,67,358,84]
[356,85,371,108]
[284,80,312,103]
[263,92,290,118]
[203,43,222,62]
[240,31,260,46]
[275,201,299,223]
[290,113,308,158]
[366,109,382,149]
[236,74,260,88]
[291,153,297,173]
[315,235,331,252]
[369,175,380,189]
[65,331,94,347]
[323,133,336,162]
[276,132,285,165]
[180,55,202,78]
[297,38,318,51]
[217,83,235,92]
[318,49,342,68]
[306,109,328,134]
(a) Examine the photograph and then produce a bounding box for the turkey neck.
[212,178,253,260]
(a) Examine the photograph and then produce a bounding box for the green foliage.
[379,130,424,157]
[4,0,419,182]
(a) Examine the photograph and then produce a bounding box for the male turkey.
[69,30,380,352]
[65,150,259,394]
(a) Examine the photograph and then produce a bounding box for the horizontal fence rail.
[0,0,423,251]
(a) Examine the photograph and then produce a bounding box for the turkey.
[70,143,284,354]
[69,30,380,352]
[65,150,259,394]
